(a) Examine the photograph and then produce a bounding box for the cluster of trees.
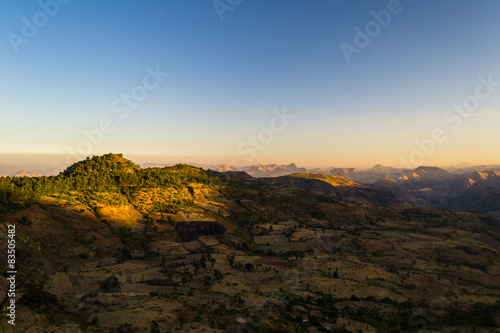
[0,153,217,210]
[0,175,68,204]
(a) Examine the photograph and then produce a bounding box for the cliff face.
[175,221,226,242]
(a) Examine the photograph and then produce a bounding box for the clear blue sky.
[1,0,499,168]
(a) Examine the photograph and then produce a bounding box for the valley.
[1,154,499,332]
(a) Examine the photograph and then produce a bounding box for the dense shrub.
[99,276,121,292]
[19,288,59,308]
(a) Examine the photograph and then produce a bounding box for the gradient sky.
[1,0,499,168]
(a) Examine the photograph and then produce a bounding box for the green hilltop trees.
[0,153,218,212]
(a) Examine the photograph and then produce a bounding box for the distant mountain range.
[207,163,500,221]
[210,162,500,181]
[0,165,58,177]
[2,161,499,181]
[1,160,499,219]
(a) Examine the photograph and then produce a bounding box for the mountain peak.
[414,166,448,174]
[63,153,140,176]
[370,164,397,173]
[13,170,41,177]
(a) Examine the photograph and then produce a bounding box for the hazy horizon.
[1,152,498,171]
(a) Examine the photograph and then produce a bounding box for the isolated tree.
[150,320,160,333]
[100,276,121,293]
[213,269,223,281]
